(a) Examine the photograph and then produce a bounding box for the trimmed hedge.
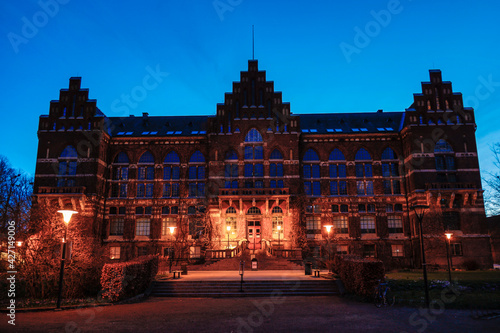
[333,254,384,296]
[100,255,159,302]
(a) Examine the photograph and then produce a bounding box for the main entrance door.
[247,221,261,250]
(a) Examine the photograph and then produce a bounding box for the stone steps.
[151,280,339,297]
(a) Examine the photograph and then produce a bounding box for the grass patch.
[382,270,500,309]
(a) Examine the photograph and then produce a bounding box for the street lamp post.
[324,225,333,272]
[445,233,453,285]
[227,225,231,249]
[277,225,282,248]
[168,226,177,273]
[56,209,77,310]
[411,204,430,308]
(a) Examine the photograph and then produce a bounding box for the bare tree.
[484,143,500,216]
[0,155,32,234]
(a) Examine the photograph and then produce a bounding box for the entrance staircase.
[162,250,303,272]
[151,279,339,297]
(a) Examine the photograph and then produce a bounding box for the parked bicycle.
[374,280,395,307]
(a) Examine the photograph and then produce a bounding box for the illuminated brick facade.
[33,60,493,269]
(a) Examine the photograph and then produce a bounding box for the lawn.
[383,270,500,309]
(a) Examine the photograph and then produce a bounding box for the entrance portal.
[247,221,261,250]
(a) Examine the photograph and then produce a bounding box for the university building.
[33,60,493,269]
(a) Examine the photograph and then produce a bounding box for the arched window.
[226,207,237,214]
[225,150,239,189]
[163,151,180,198]
[114,152,129,164]
[245,128,263,142]
[381,148,400,195]
[188,151,206,197]
[435,140,456,182]
[303,149,320,196]
[271,206,283,214]
[57,145,77,187]
[355,148,372,161]
[111,151,129,197]
[61,146,77,158]
[270,149,284,189]
[139,151,155,164]
[189,150,205,163]
[225,150,238,160]
[435,140,453,152]
[303,149,319,161]
[355,148,373,196]
[329,149,347,196]
[247,207,261,215]
[270,149,283,160]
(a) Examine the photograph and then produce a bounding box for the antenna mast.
[252,25,255,60]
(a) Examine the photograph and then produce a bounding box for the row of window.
[306,215,404,234]
[108,205,206,216]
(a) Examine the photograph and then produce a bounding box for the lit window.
[136,218,150,236]
[360,216,376,234]
[392,244,404,257]
[306,216,321,230]
[110,246,120,259]
[333,216,348,234]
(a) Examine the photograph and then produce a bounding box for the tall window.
[137,151,154,198]
[272,206,284,239]
[329,149,347,196]
[188,151,205,197]
[163,151,180,198]
[355,148,374,196]
[57,145,78,187]
[224,150,239,189]
[111,152,129,197]
[360,216,376,234]
[109,218,124,236]
[270,149,284,188]
[244,129,264,188]
[303,149,320,196]
[388,215,403,234]
[381,147,401,195]
[161,217,177,237]
[226,207,237,232]
[333,216,349,234]
[434,140,456,183]
[136,218,151,237]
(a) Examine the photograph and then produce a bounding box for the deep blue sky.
[1,1,499,184]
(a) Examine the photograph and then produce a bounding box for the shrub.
[334,254,385,296]
[100,255,159,302]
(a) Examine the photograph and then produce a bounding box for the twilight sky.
[1,1,499,188]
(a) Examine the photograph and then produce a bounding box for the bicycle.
[374,280,395,307]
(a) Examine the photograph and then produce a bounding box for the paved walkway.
[165,269,319,281]
[7,296,498,332]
